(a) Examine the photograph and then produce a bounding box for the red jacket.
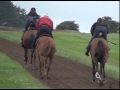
[36,16,53,31]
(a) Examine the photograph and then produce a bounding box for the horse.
[35,34,56,79]
[90,37,109,86]
[22,27,37,68]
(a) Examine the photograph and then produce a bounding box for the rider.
[85,18,109,56]
[33,15,54,48]
[20,7,39,44]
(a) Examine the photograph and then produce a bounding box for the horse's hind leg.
[98,61,106,86]
[46,56,53,79]
[44,57,48,79]
[102,61,106,83]
[33,51,36,69]
[30,50,33,65]
[40,55,46,79]
[99,62,103,86]
[92,60,96,82]
[38,54,42,77]
[94,58,102,84]
[91,56,96,82]
[24,48,28,68]
[30,49,36,69]
[39,56,49,79]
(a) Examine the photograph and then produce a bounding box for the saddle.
[97,32,105,40]
[41,34,51,37]
[40,32,53,38]
[28,22,36,30]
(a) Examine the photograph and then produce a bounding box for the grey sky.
[12,1,119,33]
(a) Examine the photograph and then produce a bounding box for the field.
[0,30,119,89]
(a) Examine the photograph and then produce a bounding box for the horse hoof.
[92,80,95,83]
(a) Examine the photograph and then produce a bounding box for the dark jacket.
[27,11,39,19]
[26,11,40,25]
[90,21,109,35]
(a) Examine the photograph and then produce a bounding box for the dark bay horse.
[35,35,56,79]
[90,37,109,86]
[22,28,37,68]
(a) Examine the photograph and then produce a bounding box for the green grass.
[0,52,48,89]
[0,30,22,43]
[0,30,119,80]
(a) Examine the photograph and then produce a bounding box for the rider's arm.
[35,13,40,19]
[106,24,109,34]
[36,18,41,30]
[51,20,53,30]
[90,23,96,36]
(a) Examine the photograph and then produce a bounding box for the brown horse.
[90,37,109,86]
[35,34,56,79]
[22,28,37,68]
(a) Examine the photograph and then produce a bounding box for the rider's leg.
[85,29,99,56]
[21,22,30,44]
[101,28,107,41]
[101,28,110,51]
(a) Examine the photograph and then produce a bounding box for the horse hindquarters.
[95,40,103,60]
[91,39,103,82]
[29,34,35,49]
[44,43,53,79]
[96,39,107,85]
[37,37,55,79]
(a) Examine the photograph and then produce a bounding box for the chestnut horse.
[90,37,109,86]
[35,34,56,79]
[22,28,37,68]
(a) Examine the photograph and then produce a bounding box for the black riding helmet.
[31,7,36,12]
[97,18,102,22]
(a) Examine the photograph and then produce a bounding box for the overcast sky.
[12,1,119,33]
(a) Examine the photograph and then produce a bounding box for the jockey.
[85,18,109,56]
[33,15,54,48]
[21,7,40,44]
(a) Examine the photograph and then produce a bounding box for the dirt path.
[0,38,119,89]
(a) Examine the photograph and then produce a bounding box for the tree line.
[0,1,26,28]
[56,16,119,33]
[0,1,119,33]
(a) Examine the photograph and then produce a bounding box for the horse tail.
[43,38,51,57]
[95,39,103,61]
